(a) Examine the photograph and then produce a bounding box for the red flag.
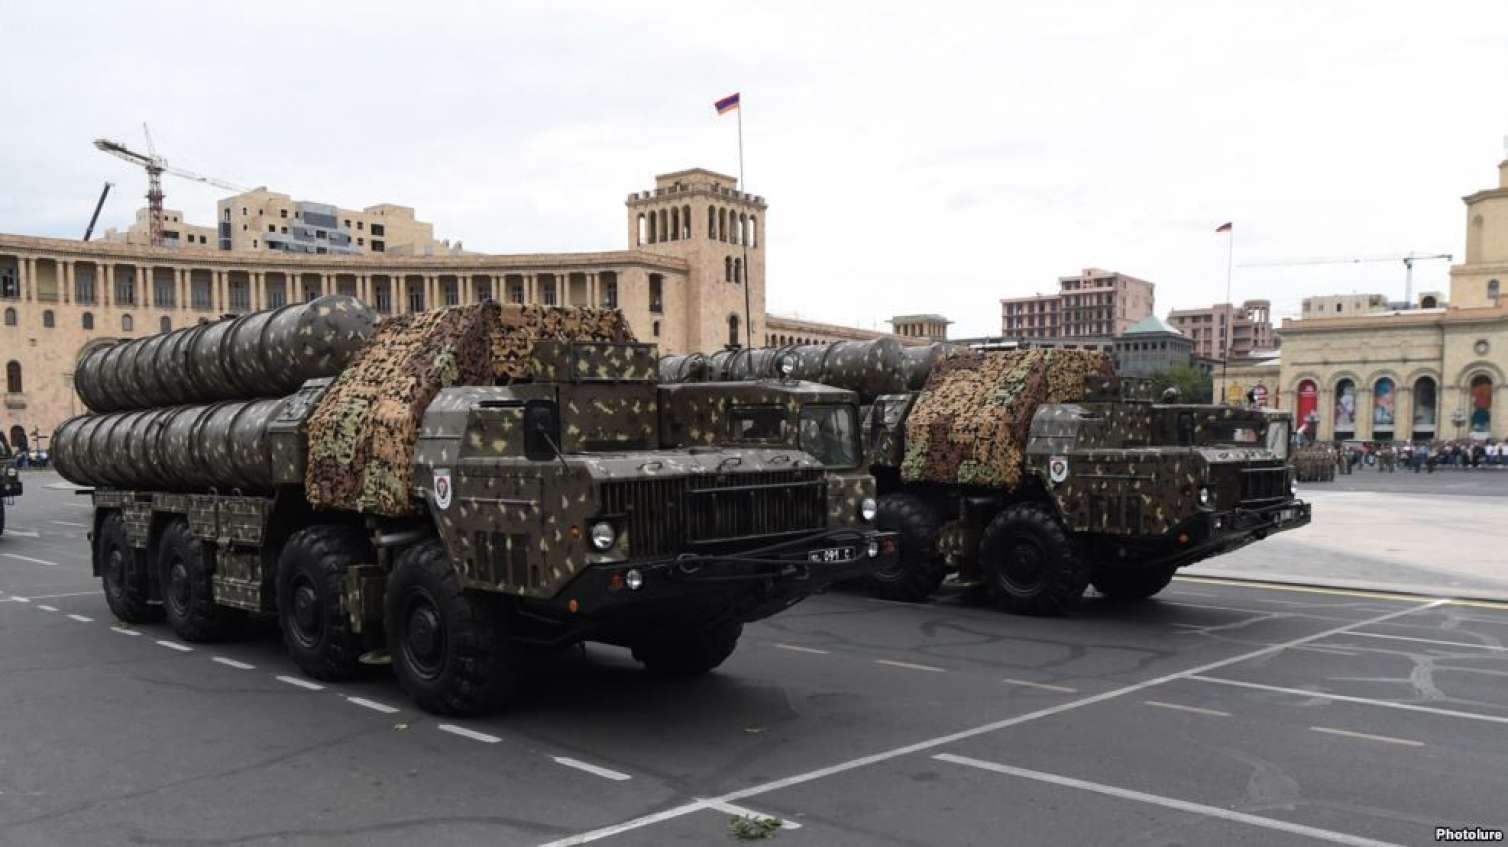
[1215,222,1233,233]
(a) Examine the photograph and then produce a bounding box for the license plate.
[808,546,857,564]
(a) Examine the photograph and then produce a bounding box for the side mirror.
[523,399,561,462]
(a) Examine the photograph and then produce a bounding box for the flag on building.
[1215,222,1233,233]
[715,92,740,114]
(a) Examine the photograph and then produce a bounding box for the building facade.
[1211,154,1508,443]
[889,314,951,342]
[1166,299,1278,361]
[1112,315,1193,377]
[1000,268,1154,340]
[0,167,783,449]
[1301,293,1391,319]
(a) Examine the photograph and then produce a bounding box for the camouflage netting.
[900,349,1114,488]
[492,305,636,381]
[306,303,500,516]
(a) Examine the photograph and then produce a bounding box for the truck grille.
[601,469,827,558]
[1241,466,1289,505]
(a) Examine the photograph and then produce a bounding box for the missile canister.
[660,338,911,402]
[52,396,291,493]
[73,295,376,413]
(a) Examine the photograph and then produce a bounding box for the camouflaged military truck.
[662,340,1310,615]
[0,436,20,535]
[53,299,897,715]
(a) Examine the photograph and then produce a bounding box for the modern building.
[1166,299,1278,361]
[1000,268,1154,340]
[1112,314,1193,377]
[1212,151,1508,442]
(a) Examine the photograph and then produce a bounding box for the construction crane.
[1240,252,1453,306]
[92,124,247,247]
[82,182,112,241]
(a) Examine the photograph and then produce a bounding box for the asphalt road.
[1,472,1505,846]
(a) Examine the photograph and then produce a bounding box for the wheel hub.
[1002,540,1045,589]
[401,591,446,680]
[291,582,321,641]
[406,606,443,664]
[167,560,190,614]
[105,549,125,592]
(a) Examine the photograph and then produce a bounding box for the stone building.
[1212,152,1508,442]
[1000,268,1155,340]
[0,166,779,449]
[889,314,951,342]
[764,313,930,347]
[1112,315,1193,377]
[1166,299,1278,361]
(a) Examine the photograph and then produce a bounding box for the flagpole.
[1222,225,1234,390]
[737,101,753,348]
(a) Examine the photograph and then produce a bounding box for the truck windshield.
[799,405,859,468]
[1265,420,1290,460]
[729,406,789,443]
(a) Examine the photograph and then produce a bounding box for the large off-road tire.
[864,493,946,602]
[159,519,237,641]
[632,620,743,676]
[277,525,372,681]
[386,540,515,715]
[1091,565,1177,601]
[978,503,1088,616]
[98,511,159,623]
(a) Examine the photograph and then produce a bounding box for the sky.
[1,0,1505,338]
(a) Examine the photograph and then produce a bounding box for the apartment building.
[1000,268,1154,339]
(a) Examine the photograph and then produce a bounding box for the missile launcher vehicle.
[661,339,1310,614]
[54,299,897,714]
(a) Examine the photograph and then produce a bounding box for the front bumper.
[1168,499,1311,567]
[546,528,899,624]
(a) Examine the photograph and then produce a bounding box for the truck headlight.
[4,467,15,479]
[1198,486,1211,507]
[589,521,616,551]
[859,497,878,522]
[1289,478,1298,497]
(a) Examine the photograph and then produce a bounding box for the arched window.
[1490,279,1501,301]
[1470,374,1493,434]
[670,207,680,241]
[658,209,668,244]
[725,257,733,282]
[1333,378,1356,436]
[5,360,21,393]
[42,310,54,328]
[2,307,15,326]
[81,311,94,330]
[1412,376,1436,438]
[682,205,691,238]
[7,425,25,452]
[738,213,747,246]
[648,211,657,244]
[160,316,172,333]
[750,215,758,248]
[637,213,646,245]
[708,206,716,240]
[1372,377,1395,434]
[718,208,728,242]
[728,314,740,348]
[122,314,134,332]
[734,258,743,283]
[1421,295,1438,308]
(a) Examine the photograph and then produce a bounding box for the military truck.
[661,339,1310,614]
[53,298,897,715]
[0,435,20,535]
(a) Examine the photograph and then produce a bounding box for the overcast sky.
[2,0,1505,337]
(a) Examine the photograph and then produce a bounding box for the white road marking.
[437,724,501,744]
[1310,726,1424,747]
[1003,678,1078,693]
[773,643,830,655]
[212,657,255,670]
[5,596,29,603]
[50,521,89,529]
[552,756,632,781]
[1,553,56,566]
[155,639,193,652]
[1143,700,1230,717]
[26,591,100,600]
[1189,675,1508,725]
[275,675,324,691]
[1344,631,1508,652]
[66,613,94,623]
[1296,645,1361,657]
[36,605,58,612]
[874,659,946,673]
[542,599,1448,847]
[110,626,140,636]
[702,800,801,829]
[2,530,41,538]
[933,753,1401,847]
[346,696,400,714]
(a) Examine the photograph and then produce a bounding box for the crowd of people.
[1332,439,1504,473]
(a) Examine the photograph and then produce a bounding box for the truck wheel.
[159,520,237,642]
[978,503,1088,616]
[277,525,372,681]
[1091,566,1177,601]
[864,493,946,602]
[98,512,159,623]
[386,540,515,715]
[632,620,743,676]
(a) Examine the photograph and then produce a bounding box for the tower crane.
[1240,252,1453,306]
[92,124,248,247]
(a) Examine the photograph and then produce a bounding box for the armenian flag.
[715,92,740,115]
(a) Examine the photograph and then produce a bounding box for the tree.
[1147,365,1213,403]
